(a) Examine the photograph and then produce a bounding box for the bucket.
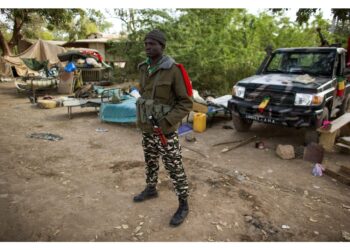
[193,112,206,132]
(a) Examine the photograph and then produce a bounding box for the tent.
[0,39,66,77]
[0,57,13,78]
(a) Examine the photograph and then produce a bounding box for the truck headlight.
[294,93,324,106]
[233,86,245,98]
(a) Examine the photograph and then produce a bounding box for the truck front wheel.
[232,114,253,132]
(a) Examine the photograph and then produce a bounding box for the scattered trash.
[28,132,63,141]
[321,120,332,130]
[95,128,108,132]
[185,133,196,142]
[216,225,223,231]
[42,95,54,100]
[309,217,318,223]
[221,136,257,153]
[129,87,141,99]
[64,61,76,73]
[276,144,295,160]
[342,231,350,241]
[236,175,246,182]
[314,231,319,235]
[255,141,265,150]
[312,163,325,177]
[313,185,320,189]
[342,204,350,210]
[182,145,209,158]
[122,224,129,229]
[134,226,142,233]
[212,138,246,147]
[303,203,317,211]
[281,225,290,229]
[179,123,193,136]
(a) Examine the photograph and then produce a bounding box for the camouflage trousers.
[142,131,189,200]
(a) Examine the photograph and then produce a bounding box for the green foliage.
[38,31,54,40]
[111,9,341,96]
[0,8,113,54]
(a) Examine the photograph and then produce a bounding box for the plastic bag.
[312,163,325,177]
[64,62,76,73]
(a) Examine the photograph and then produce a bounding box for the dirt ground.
[0,81,349,242]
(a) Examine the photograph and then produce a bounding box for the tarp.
[0,39,66,77]
[99,95,137,123]
[0,57,13,77]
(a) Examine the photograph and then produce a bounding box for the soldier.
[134,29,193,226]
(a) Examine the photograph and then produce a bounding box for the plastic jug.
[193,112,206,132]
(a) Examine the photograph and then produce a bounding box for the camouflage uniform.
[137,55,192,200]
[142,131,188,200]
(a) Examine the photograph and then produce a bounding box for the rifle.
[148,116,167,146]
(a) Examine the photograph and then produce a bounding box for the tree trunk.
[0,30,12,56]
[8,15,24,53]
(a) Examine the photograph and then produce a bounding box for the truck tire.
[232,114,253,132]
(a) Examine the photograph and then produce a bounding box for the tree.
[110,9,338,95]
[0,9,112,56]
[0,9,83,55]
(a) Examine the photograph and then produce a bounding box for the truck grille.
[245,88,295,106]
[81,69,109,82]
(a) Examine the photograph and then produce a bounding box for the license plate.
[245,114,276,124]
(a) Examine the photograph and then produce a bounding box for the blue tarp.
[99,95,137,123]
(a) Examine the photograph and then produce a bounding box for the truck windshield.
[265,51,336,77]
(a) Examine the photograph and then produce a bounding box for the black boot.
[133,186,158,202]
[169,198,189,226]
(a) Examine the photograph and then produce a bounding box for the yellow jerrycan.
[193,112,206,132]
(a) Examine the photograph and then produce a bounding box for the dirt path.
[0,82,349,241]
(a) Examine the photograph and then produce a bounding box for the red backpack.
[176,64,193,97]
